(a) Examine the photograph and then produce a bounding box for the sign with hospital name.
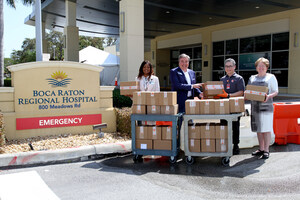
[16,114,102,130]
[13,68,100,112]
[18,89,97,110]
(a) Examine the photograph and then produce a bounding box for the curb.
[0,141,132,168]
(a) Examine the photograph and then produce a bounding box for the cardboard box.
[216,139,228,152]
[185,100,200,114]
[120,81,139,96]
[147,105,161,115]
[189,139,201,152]
[146,92,160,105]
[133,91,147,105]
[136,139,152,150]
[199,99,215,114]
[204,81,224,96]
[200,123,216,139]
[153,140,172,150]
[201,139,216,152]
[161,105,178,115]
[229,97,245,113]
[147,126,162,140]
[214,99,230,114]
[136,126,148,139]
[162,126,172,140]
[245,85,268,102]
[132,105,146,114]
[215,124,228,139]
[159,92,177,105]
[188,123,201,139]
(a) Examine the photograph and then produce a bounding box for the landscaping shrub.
[113,88,132,108]
[4,78,11,87]
[0,112,5,147]
[114,107,132,136]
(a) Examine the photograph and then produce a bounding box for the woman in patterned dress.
[248,57,278,159]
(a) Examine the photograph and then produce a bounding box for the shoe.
[252,149,264,156]
[233,144,240,155]
[261,151,269,159]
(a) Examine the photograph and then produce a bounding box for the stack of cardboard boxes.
[133,91,179,151]
[188,123,228,153]
[185,81,245,153]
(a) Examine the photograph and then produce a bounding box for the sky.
[3,1,35,58]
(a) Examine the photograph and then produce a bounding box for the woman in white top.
[137,60,160,91]
[248,57,278,159]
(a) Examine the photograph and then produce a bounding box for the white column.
[35,0,43,61]
[64,0,79,62]
[119,0,144,81]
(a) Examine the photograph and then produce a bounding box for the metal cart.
[131,113,183,164]
[183,113,242,166]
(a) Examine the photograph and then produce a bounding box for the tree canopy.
[4,30,118,76]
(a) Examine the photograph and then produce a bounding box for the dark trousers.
[221,117,241,145]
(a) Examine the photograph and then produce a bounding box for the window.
[212,32,289,87]
[170,45,202,82]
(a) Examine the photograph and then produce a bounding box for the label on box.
[166,106,170,112]
[164,92,168,98]
[137,92,141,96]
[245,90,266,96]
[151,92,155,97]
[140,144,147,149]
[192,125,195,130]
[140,126,144,133]
[120,86,138,90]
[206,85,223,90]
[167,127,171,133]
[206,139,210,146]
[221,126,225,130]
[205,101,209,106]
[206,123,209,130]
[191,139,195,147]
[152,106,156,112]
[137,105,141,111]
[220,101,224,107]
[235,99,239,106]
[220,139,225,144]
[190,101,196,107]
[153,127,156,135]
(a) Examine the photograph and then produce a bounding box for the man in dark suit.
[170,54,202,113]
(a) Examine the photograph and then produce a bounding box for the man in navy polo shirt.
[217,58,245,155]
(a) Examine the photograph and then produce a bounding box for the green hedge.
[4,78,11,87]
[113,88,132,108]
[114,107,132,136]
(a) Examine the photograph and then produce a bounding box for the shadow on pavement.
[81,143,300,179]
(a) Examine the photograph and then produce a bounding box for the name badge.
[226,83,230,89]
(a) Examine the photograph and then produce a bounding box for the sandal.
[252,149,264,156]
[261,151,269,159]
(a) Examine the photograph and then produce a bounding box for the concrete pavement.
[0,141,131,168]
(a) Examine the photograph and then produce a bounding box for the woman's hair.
[137,60,154,80]
[255,57,270,68]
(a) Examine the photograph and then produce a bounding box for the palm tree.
[0,0,33,86]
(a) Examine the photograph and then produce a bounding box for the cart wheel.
[221,157,230,166]
[133,155,143,163]
[169,156,177,164]
[185,156,195,165]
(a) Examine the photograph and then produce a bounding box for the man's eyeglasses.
[225,65,234,68]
